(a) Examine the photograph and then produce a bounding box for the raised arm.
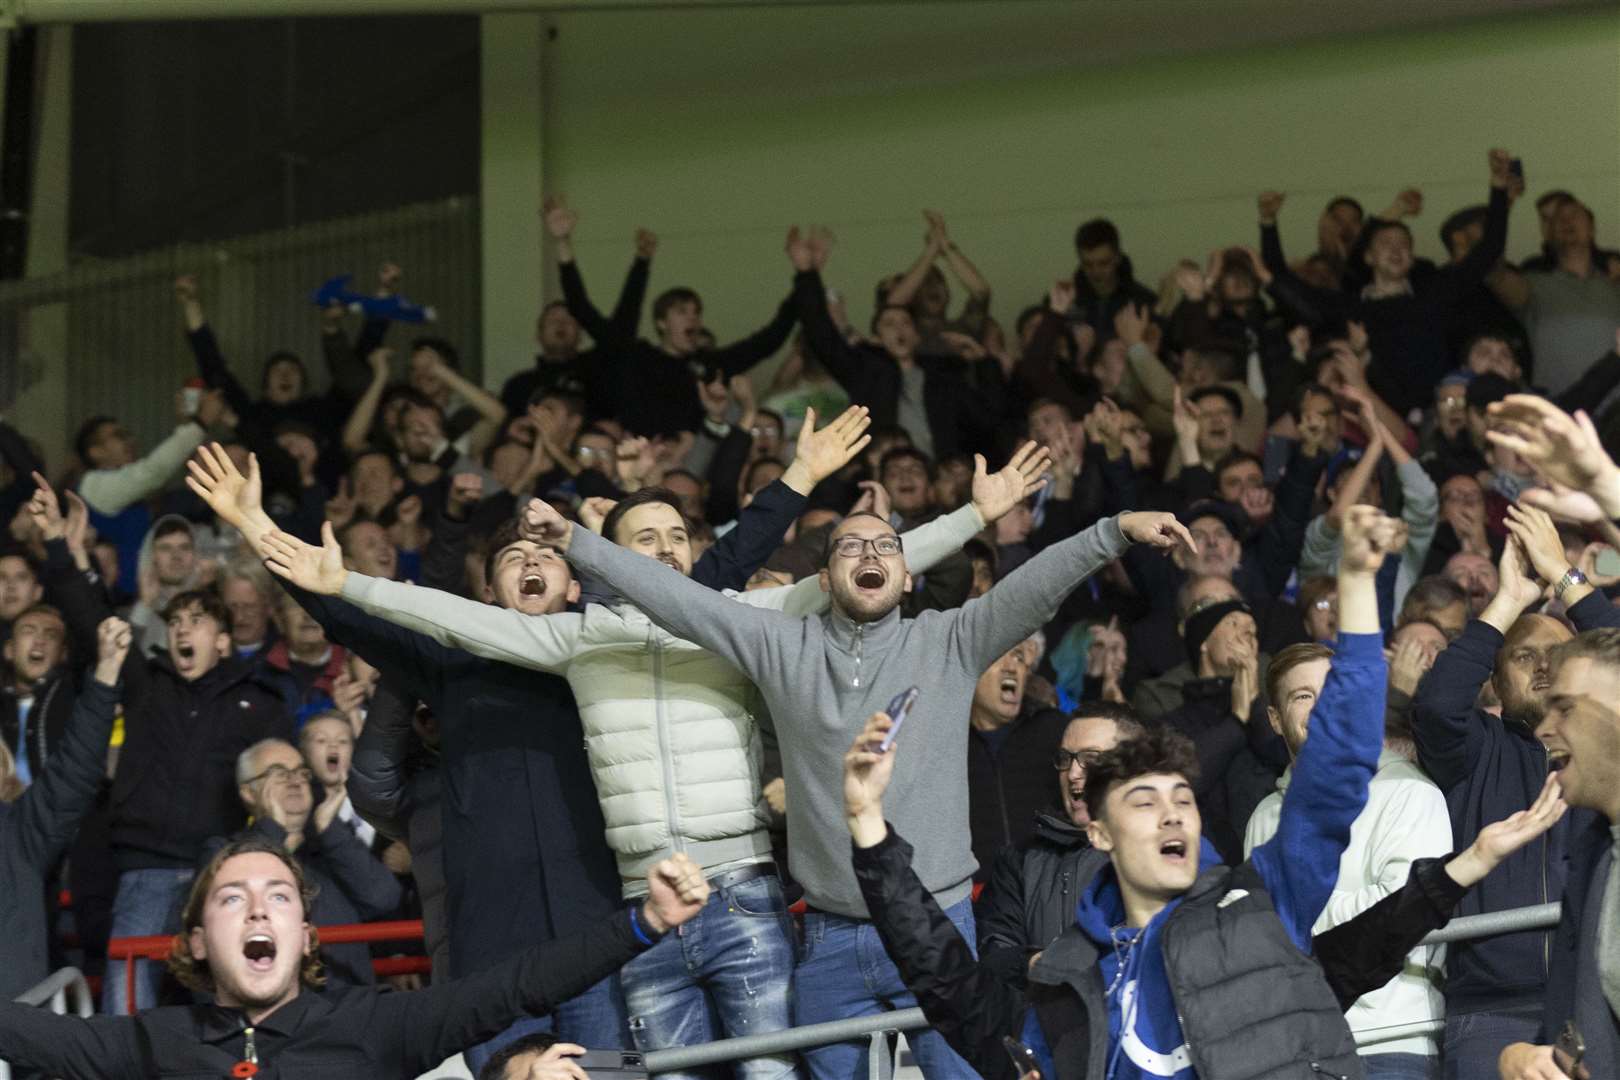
[174,274,254,419]
[957,512,1193,671]
[789,239,867,390]
[76,412,209,516]
[308,802,404,918]
[1412,538,1540,791]
[341,348,394,455]
[880,217,945,308]
[13,618,127,870]
[1250,506,1394,950]
[607,231,655,338]
[1315,771,1566,1009]
[691,404,870,590]
[545,197,625,344]
[261,524,585,675]
[419,351,507,457]
[0,1005,139,1079]
[844,712,1027,1080]
[347,672,417,840]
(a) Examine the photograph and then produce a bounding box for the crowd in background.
[3,143,1620,1080]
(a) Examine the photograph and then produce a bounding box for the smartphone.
[182,378,204,417]
[577,1049,648,1077]
[1509,157,1525,183]
[1555,1019,1585,1076]
[1003,1035,1040,1078]
[879,686,919,751]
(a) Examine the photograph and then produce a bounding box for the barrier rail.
[1,968,95,1080]
[644,900,1566,1076]
[106,919,429,1013]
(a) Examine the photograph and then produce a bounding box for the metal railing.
[0,967,95,1080]
[641,901,1565,1076]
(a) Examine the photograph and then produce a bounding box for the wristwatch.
[1555,566,1589,602]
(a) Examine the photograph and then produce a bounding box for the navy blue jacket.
[1541,808,1618,1074]
[1412,591,1620,1011]
[285,479,807,980]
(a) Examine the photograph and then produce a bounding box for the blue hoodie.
[1024,631,1386,1079]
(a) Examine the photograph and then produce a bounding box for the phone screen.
[1002,1035,1039,1077]
[880,687,919,751]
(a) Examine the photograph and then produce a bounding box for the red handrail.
[107,919,426,1013]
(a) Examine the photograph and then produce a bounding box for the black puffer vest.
[1028,861,1362,1080]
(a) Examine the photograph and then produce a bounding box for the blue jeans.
[620,873,800,1080]
[796,896,978,1080]
[1363,1052,1437,1080]
[102,867,193,1014]
[1443,1007,1541,1080]
[463,973,628,1075]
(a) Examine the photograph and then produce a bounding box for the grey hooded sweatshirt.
[559,513,1130,918]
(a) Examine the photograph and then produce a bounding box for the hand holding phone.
[879,687,918,752]
[1003,1036,1041,1080]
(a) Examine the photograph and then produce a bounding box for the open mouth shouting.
[1158,837,1189,864]
[1546,748,1570,773]
[242,934,278,973]
[519,572,547,597]
[853,565,887,593]
[998,674,1020,706]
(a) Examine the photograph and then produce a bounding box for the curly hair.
[1083,727,1201,824]
[167,835,325,994]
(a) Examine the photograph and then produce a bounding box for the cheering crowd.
[0,144,1619,1079]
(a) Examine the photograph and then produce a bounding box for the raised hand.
[376,261,403,295]
[1488,396,1620,521]
[642,852,709,933]
[1118,511,1198,557]
[1384,188,1423,219]
[1388,637,1433,697]
[94,616,132,685]
[807,226,835,270]
[518,1042,591,1080]
[1086,398,1125,461]
[1234,244,1271,287]
[185,443,267,534]
[972,442,1052,524]
[1503,503,1573,589]
[1257,190,1286,224]
[788,405,873,489]
[1174,261,1208,303]
[785,226,814,272]
[1230,647,1259,723]
[1487,148,1515,190]
[173,274,199,305]
[1048,279,1076,315]
[578,496,617,536]
[260,522,348,596]
[520,497,574,550]
[324,477,356,532]
[1171,385,1201,453]
[1495,535,1545,613]
[62,489,89,555]
[26,472,65,541]
[1113,302,1149,348]
[850,480,892,523]
[195,388,230,429]
[843,711,901,845]
[542,195,577,240]
[634,228,658,259]
[1340,504,1402,575]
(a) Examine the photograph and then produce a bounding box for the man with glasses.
[975,703,1143,989]
[505,489,1192,1079]
[221,737,401,988]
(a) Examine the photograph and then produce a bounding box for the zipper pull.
[244,1025,258,1063]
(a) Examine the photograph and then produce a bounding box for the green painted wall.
[539,3,1619,355]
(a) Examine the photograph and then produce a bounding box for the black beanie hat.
[1182,598,1254,666]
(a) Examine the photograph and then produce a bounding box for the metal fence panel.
[0,196,479,460]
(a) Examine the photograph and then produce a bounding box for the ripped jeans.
[620,870,801,1080]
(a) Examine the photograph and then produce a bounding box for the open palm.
[261,522,347,596]
[185,443,265,531]
[794,405,872,485]
[973,441,1051,524]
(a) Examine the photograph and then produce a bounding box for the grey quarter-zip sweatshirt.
[561,513,1130,918]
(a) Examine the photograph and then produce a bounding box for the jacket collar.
[195,989,327,1045]
[823,602,902,652]
[1032,811,1089,848]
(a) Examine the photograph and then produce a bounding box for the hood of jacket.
[136,514,207,610]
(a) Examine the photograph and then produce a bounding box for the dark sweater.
[561,259,796,437]
[0,905,657,1079]
[1260,186,1510,416]
[0,677,118,998]
[1412,591,1620,1011]
[967,707,1070,882]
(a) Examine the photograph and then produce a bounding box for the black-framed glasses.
[244,764,313,786]
[832,535,903,559]
[1053,749,1102,771]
